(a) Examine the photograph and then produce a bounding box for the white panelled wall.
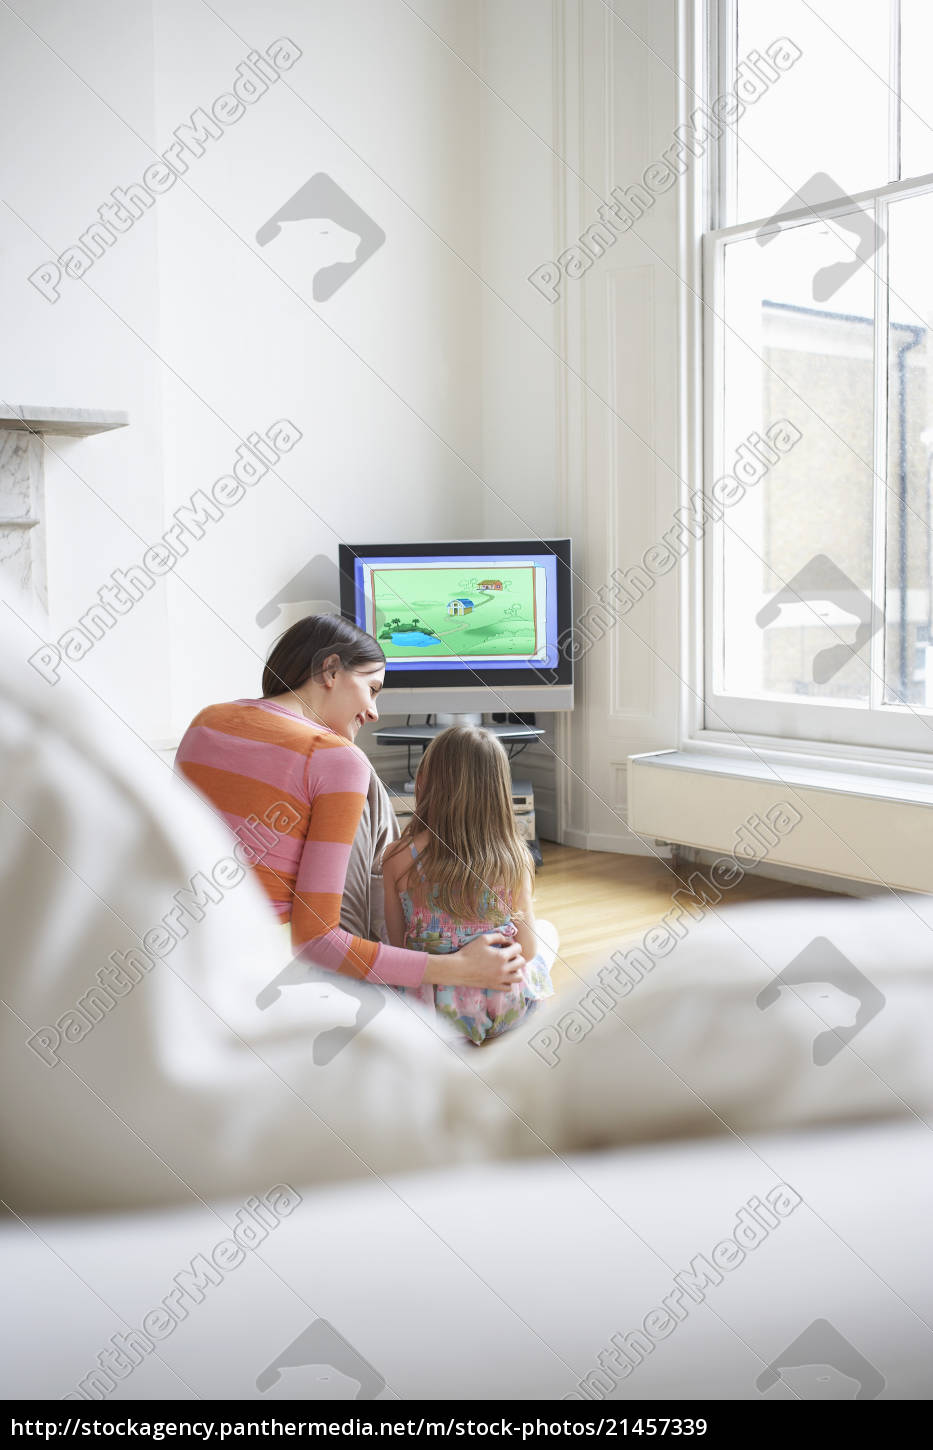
[561,0,683,854]
[475,0,685,850]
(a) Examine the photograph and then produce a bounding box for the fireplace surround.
[0,405,128,617]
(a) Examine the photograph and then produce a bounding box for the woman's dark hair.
[261,614,385,697]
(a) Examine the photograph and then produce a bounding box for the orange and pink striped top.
[174,698,427,987]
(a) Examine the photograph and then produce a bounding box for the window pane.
[900,0,933,180]
[718,217,877,703]
[885,191,933,709]
[734,1,892,226]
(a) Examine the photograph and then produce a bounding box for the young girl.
[381,725,554,1044]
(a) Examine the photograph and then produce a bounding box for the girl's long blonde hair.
[384,725,531,924]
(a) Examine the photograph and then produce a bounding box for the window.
[705,0,933,752]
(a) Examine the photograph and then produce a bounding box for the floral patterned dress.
[392,843,554,1045]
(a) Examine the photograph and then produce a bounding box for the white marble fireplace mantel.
[0,404,128,437]
[0,404,129,612]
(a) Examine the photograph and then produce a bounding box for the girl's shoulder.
[383,832,424,873]
[383,832,432,889]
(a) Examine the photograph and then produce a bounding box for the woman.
[175,614,526,992]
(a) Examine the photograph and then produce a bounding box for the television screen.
[338,540,573,694]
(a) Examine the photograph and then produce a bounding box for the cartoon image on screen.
[365,563,544,662]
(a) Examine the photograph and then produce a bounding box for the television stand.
[373,723,544,748]
[433,711,483,728]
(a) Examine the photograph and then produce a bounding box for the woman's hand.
[425,933,526,990]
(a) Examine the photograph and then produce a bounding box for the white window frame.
[684,0,933,771]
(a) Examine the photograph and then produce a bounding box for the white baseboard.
[559,827,670,858]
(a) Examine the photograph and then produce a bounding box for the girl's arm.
[380,847,409,950]
[511,863,539,963]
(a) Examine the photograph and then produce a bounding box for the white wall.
[154,0,487,737]
[1,0,687,851]
[0,0,490,748]
[473,1,563,838]
[0,0,170,739]
[367,0,686,848]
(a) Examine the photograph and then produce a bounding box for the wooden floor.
[532,841,828,992]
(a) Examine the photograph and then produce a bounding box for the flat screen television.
[338,539,574,713]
